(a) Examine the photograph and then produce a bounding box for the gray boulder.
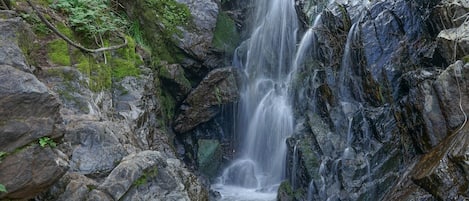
[0,65,61,153]
[88,151,208,201]
[67,121,127,175]
[175,0,219,60]
[0,17,34,72]
[0,145,69,200]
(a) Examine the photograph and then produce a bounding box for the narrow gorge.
[0,0,468,201]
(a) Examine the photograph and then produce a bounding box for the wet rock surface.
[285,0,469,200]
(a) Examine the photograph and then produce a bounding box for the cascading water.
[213,0,299,200]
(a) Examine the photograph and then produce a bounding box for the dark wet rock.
[287,1,469,200]
[433,61,469,130]
[0,145,69,200]
[437,23,469,63]
[158,63,192,102]
[0,65,62,153]
[174,67,239,133]
[412,128,469,200]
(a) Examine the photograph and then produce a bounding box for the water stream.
[213,0,299,200]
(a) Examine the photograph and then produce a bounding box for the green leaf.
[0,184,7,193]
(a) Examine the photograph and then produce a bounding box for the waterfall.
[213,0,299,200]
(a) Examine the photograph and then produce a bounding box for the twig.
[0,0,10,10]
[26,0,127,53]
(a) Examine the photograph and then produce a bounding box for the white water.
[215,0,299,200]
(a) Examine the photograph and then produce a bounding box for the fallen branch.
[26,0,127,53]
[0,0,11,10]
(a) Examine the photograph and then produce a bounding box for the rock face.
[174,67,239,133]
[0,4,211,200]
[283,0,469,200]
[0,65,62,152]
[86,151,208,201]
[0,145,69,200]
[175,0,219,60]
[36,65,208,200]
[0,16,34,72]
[0,15,66,200]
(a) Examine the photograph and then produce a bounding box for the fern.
[51,0,128,39]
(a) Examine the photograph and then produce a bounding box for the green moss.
[48,39,71,66]
[299,137,320,180]
[463,55,469,63]
[212,12,240,54]
[159,88,176,122]
[158,64,191,89]
[18,12,51,37]
[110,58,140,80]
[133,167,158,186]
[279,181,294,195]
[135,0,191,63]
[56,23,73,38]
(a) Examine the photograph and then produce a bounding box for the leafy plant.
[39,137,56,148]
[0,152,6,162]
[215,87,222,105]
[50,0,128,41]
[144,0,191,40]
[0,184,7,193]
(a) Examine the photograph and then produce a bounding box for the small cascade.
[338,23,363,102]
[306,179,316,201]
[290,28,315,81]
[291,141,299,190]
[343,116,356,160]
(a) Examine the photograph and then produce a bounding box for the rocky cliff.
[282,0,469,200]
[0,0,241,200]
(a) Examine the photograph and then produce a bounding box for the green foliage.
[133,175,147,186]
[128,21,147,47]
[133,167,158,186]
[0,151,6,162]
[39,137,56,148]
[51,0,128,39]
[215,87,222,105]
[76,36,143,92]
[157,85,176,123]
[139,0,191,62]
[463,55,469,63]
[144,0,190,37]
[0,184,7,193]
[19,12,50,36]
[48,39,71,66]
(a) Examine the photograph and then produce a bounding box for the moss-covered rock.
[158,63,192,102]
[212,11,240,54]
